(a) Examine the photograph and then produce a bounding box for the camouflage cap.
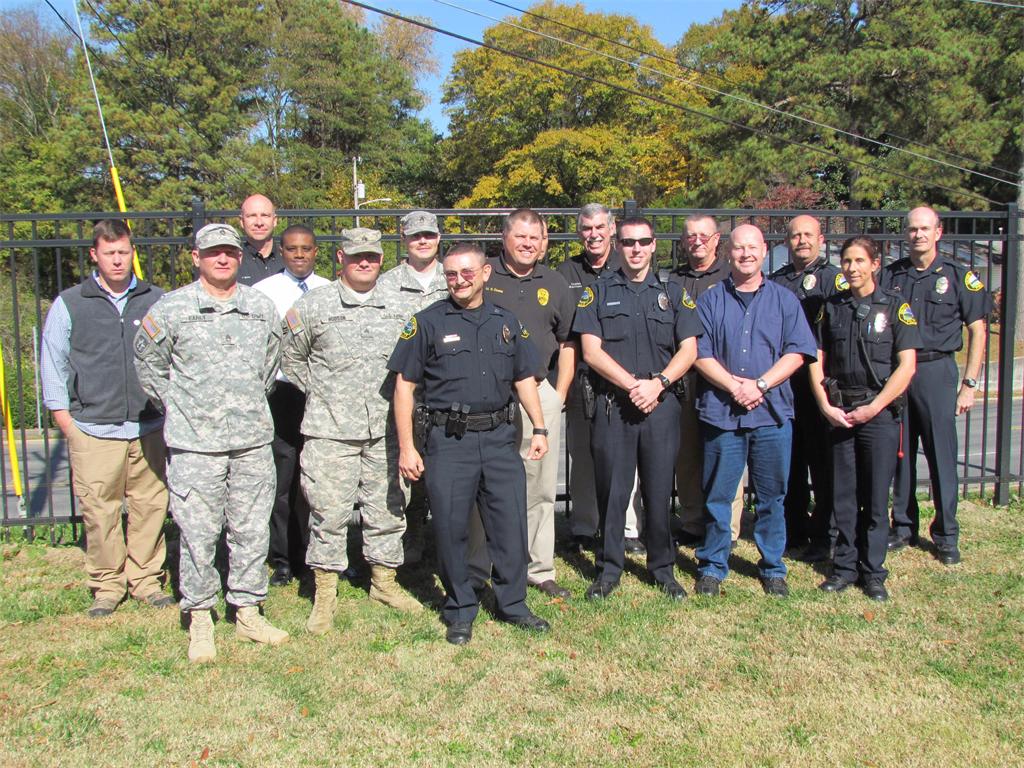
[400,210,439,236]
[340,227,384,256]
[195,223,243,251]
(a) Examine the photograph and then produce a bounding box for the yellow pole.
[110,166,144,279]
[0,338,24,500]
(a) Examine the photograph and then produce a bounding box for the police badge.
[658,292,669,310]
[802,273,817,291]
[502,324,511,343]
[873,312,888,334]
[935,276,949,295]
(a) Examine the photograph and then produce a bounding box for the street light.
[354,198,392,227]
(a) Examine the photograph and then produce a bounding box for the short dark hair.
[840,236,879,262]
[92,219,131,248]
[443,242,486,265]
[617,216,655,237]
[280,223,316,243]
[503,208,543,234]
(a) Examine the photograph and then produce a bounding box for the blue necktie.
[297,280,308,294]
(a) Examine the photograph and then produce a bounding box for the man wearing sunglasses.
[573,217,702,601]
[389,243,552,645]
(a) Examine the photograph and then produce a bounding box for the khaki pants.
[675,373,744,540]
[468,379,563,586]
[68,428,168,602]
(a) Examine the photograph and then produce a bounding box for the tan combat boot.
[306,569,339,635]
[235,605,289,645]
[369,565,423,613]
[188,609,216,664]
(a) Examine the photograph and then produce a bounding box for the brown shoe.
[139,591,177,609]
[533,580,570,599]
[88,598,119,618]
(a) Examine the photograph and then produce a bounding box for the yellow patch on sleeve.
[577,287,594,309]
[285,307,303,334]
[681,288,696,309]
[897,303,917,326]
[400,316,417,340]
[964,271,984,292]
[141,314,163,341]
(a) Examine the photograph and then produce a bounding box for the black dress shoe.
[446,621,473,645]
[887,531,917,552]
[760,576,789,597]
[695,575,721,596]
[935,546,961,566]
[533,580,571,599]
[862,578,889,601]
[818,574,854,593]
[659,579,687,601]
[674,530,703,548]
[624,537,647,555]
[569,534,597,554]
[269,565,293,586]
[500,612,550,633]
[585,579,619,600]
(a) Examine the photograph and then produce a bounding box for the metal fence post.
[623,200,638,219]
[190,197,206,239]
[994,203,1019,505]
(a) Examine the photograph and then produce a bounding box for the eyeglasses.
[686,233,719,243]
[619,237,654,247]
[444,268,480,283]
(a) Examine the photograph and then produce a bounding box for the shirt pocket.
[433,338,473,380]
[490,333,516,380]
[318,318,359,371]
[924,292,956,329]
[648,305,675,350]
[597,303,631,341]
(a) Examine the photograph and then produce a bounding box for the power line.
[470,0,1020,186]
[962,0,1024,8]
[342,0,999,205]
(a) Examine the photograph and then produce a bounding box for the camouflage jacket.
[134,281,281,451]
[280,280,409,440]
[378,260,449,319]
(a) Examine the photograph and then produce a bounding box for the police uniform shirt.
[881,256,991,353]
[669,255,732,301]
[557,251,623,304]
[237,239,284,287]
[572,268,703,383]
[770,256,849,326]
[484,257,575,380]
[387,299,540,413]
[816,287,922,390]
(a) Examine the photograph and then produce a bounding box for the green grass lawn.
[1,498,1022,767]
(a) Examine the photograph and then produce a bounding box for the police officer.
[573,217,702,600]
[135,223,287,663]
[770,215,847,562]
[809,237,920,601]
[882,206,991,565]
[389,242,552,645]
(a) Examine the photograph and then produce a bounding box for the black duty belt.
[430,405,514,432]
[837,386,879,408]
[917,350,953,363]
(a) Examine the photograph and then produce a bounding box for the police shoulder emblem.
[285,307,303,334]
[658,292,669,310]
[680,289,696,309]
[964,270,984,292]
[400,316,417,340]
[897,303,917,326]
[502,324,511,343]
[578,287,594,308]
[934,276,949,295]
[537,287,550,306]
[802,273,817,291]
[835,273,849,291]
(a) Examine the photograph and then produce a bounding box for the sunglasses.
[685,233,719,243]
[619,237,654,247]
[444,268,480,282]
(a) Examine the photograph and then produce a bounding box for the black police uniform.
[237,239,283,287]
[387,298,540,625]
[816,288,921,584]
[771,257,849,553]
[572,269,703,587]
[881,257,991,550]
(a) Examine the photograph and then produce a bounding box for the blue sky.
[17,0,741,133]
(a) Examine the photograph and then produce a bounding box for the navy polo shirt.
[572,269,703,384]
[668,255,732,301]
[881,256,991,353]
[696,276,817,429]
[387,298,539,413]
[556,252,623,304]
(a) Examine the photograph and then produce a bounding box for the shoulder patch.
[285,307,303,334]
[897,302,917,326]
[141,314,164,342]
[577,287,594,309]
[964,270,984,292]
[400,316,417,340]
[681,288,696,309]
[835,273,849,291]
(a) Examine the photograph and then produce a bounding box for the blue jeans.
[697,421,792,581]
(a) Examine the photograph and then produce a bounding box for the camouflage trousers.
[166,444,275,611]
[301,434,407,571]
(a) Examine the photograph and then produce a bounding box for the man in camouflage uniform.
[281,227,422,636]
[378,211,448,563]
[135,223,288,663]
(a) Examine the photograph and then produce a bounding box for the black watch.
[656,373,671,390]
[756,377,770,394]
[532,427,549,436]
[962,377,977,389]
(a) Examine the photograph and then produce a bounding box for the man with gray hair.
[135,222,288,663]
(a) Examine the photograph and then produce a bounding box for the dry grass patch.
[1,498,1022,767]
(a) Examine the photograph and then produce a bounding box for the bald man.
[770,215,848,562]
[881,206,991,565]
[237,194,283,286]
[692,224,817,597]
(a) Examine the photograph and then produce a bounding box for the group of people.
[40,196,990,660]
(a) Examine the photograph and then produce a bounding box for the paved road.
[3,396,1021,523]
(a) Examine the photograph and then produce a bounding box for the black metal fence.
[2,203,1020,540]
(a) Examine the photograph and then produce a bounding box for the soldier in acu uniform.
[281,228,423,636]
[134,223,287,664]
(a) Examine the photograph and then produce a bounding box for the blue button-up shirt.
[696,276,817,429]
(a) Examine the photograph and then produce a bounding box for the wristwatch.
[656,373,671,390]
[756,377,770,394]
[532,427,549,436]
[962,377,978,389]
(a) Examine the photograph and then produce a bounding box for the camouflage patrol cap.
[195,223,243,251]
[400,210,439,236]
[340,227,384,256]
